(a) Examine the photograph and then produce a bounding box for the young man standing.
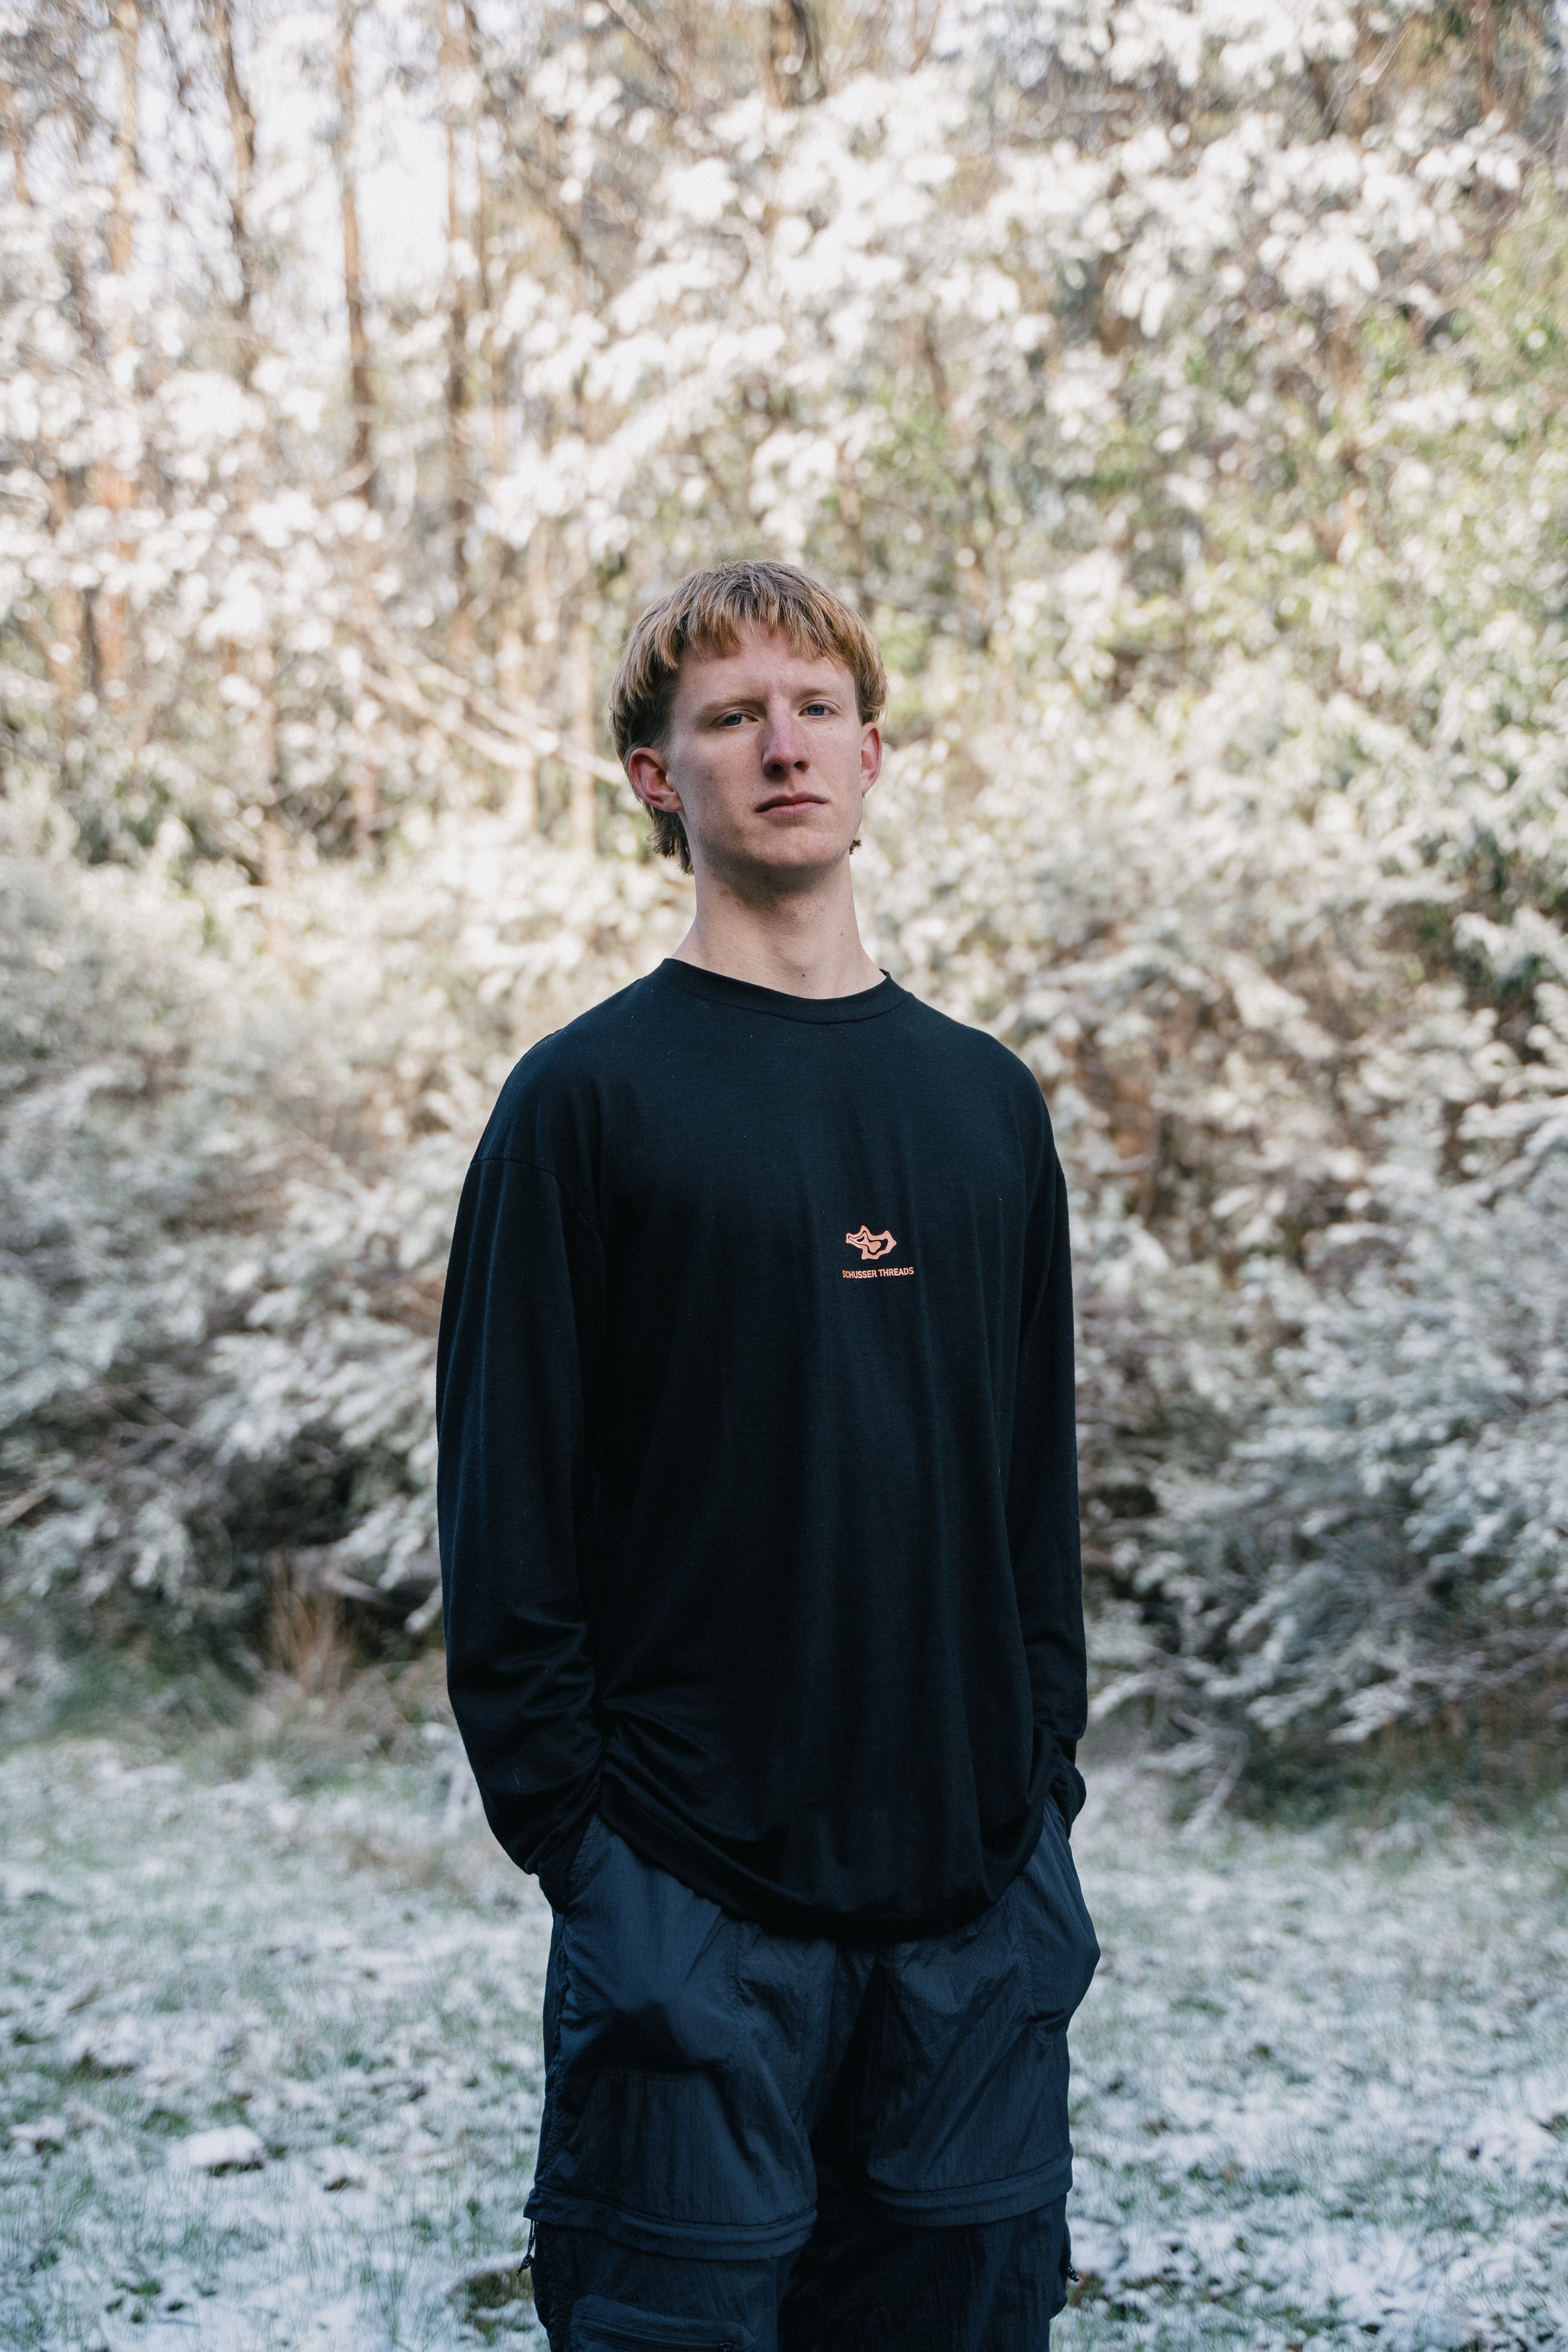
[437,561,1098,2350]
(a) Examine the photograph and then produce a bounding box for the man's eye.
[803,702,832,716]
[716,711,748,728]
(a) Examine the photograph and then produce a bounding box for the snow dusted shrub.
[1120,1163,1568,1790]
[0,846,275,1642]
[0,816,687,1661]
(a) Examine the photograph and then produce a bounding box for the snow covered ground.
[2,1734,1565,2350]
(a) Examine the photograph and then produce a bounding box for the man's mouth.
[757,793,827,812]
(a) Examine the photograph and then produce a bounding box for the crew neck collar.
[656,958,902,1025]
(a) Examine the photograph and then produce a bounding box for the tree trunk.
[239,635,283,910]
[1,70,85,732]
[567,604,597,857]
[460,0,506,494]
[107,0,138,278]
[43,463,88,738]
[205,0,258,385]
[334,1,375,499]
[763,0,823,105]
[442,0,473,661]
[527,515,557,819]
[495,605,536,829]
[0,64,33,205]
[528,519,556,659]
[91,0,140,694]
[1473,0,1496,120]
[348,738,382,846]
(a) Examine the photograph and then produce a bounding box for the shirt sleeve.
[1008,1139,1089,1831]
[436,1151,606,1905]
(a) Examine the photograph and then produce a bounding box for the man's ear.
[860,722,884,793]
[627,745,682,814]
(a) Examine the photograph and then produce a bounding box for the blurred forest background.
[4,0,1568,1807]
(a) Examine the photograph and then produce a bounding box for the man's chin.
[699,831,857,889]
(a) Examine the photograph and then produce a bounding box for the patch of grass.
[2,1729,1566,2349]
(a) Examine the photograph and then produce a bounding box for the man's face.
[627,625,882,886]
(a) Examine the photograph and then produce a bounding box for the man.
[437,559,1098,2351]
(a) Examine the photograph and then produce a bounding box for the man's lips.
[757,793,827,812]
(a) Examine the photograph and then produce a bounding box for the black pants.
[533,2193,1071,2349]
[525,1811,1097,2349]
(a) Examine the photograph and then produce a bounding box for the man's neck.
[672,865,882,1000]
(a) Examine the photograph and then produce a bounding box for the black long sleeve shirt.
[436,959,1086,1939]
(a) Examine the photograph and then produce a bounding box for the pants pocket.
[1014,1809,1100,2033]
[541,1826,815,2241]
[564,1814,612,1909]
[570,2295,753,2350]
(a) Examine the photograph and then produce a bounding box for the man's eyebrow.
[691,677,848,719]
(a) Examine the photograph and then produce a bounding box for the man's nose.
[760,707,808,770]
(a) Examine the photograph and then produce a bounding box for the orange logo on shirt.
[846,1226,897,1260]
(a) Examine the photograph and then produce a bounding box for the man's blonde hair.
[610,561,887,873]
